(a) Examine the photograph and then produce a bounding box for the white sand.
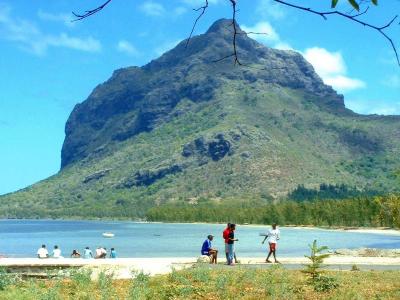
[339,228,400,236]
[1,256,400,279]
[0,258,194,278]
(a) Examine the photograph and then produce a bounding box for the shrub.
[97,270,115,300]
[0,267,18,291]
[351,264,360,271]
[312,274,339,292]
[303,240,339,292]
[70,268,93,287]
[129,270,151,300]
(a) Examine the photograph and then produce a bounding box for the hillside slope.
[1,19,399,218]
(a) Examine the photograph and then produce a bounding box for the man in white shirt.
[261,223,280,263]
[52,245,62,258]
[37,244,49,259]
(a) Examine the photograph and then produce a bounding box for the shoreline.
[1,218,399,236]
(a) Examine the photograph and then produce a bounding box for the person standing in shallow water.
[262,223,280,263]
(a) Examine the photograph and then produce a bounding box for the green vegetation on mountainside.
[1,82,399,219]
[0,19,399,220]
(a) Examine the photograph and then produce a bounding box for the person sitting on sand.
[83,247,93,259]
[110,248,117,259]
[71,249,81,258]
[95,246,107,259]
[262,223,280,263]
[52,245,63,258]
[201,235,218,264]
[37,244,49,259]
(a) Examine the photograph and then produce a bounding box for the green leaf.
[347,0,360,10]
[371,0,378,5]
[331,0,340,8]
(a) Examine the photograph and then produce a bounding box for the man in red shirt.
[223,223,238,264]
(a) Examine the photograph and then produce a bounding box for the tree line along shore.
[146,194,400,228]
[1,194,399,229]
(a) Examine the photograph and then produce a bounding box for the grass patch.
[0,267,399,299]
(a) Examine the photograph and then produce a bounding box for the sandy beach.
[339,228,400,236]
[239,224,400,236]
[1,256,400,279]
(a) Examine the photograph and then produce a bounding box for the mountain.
[1,19,399,219]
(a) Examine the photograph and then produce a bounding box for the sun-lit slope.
[1,19,399,218]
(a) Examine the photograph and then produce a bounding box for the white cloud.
[346,99,400,115]
[242,22,363,93]
[256,0,286,20]
[0,4,101,55]
[242,21,293,51]
[140,1,166,16]
[303,47,345,77]
[45,33,101,53]
[37,10,73,27]
[303,47,366,92]
[274,42,293,51]
[242,22,279,44]
[117,40,139,56]
[323,75,365,91]
[155,39,181,56]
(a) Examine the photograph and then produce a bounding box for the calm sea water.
[0,220,399,258]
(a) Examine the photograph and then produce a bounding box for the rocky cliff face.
[61,19,345,168]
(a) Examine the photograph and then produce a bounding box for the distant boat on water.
[102,232,115,238]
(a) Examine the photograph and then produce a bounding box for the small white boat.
[102,232,115,238]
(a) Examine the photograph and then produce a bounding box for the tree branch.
[72,0,399,67]
[229,0,241,65]
[272,0,399,66]
[72,0,113,21]
[185,1,209,48]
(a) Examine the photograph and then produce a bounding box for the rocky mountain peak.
[205,18,240,35]
[60,18,348,169]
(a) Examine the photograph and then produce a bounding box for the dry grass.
[0,266,399,299]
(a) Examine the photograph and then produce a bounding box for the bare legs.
[209,250,218,264]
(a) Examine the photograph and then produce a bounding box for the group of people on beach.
[36,245,117,259]
[201,223,280,265]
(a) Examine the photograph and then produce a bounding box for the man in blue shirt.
[201,235,218,264]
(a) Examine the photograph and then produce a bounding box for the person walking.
[262,223,280,263]
[227,224,238,265]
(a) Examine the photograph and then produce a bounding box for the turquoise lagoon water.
[0,220,399,258]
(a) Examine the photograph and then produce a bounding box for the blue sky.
[0,0,399,195]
